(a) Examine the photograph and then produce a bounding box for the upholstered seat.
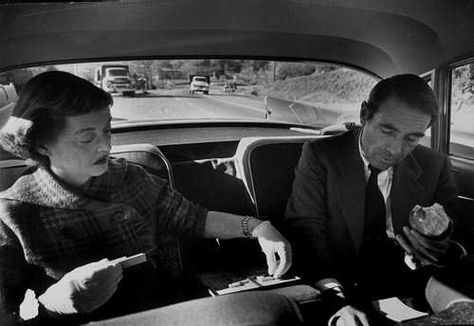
[235,136,319,222]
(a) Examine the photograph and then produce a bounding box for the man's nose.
[386,138,403,156]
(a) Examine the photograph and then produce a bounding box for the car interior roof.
[1,0,473,77]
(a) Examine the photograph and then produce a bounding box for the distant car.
[189,75,210,94]
[223,82,236,93]
[94,65,135,97]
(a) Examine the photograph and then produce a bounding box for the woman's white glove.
[38,258,123,315]
[252,221,292,278]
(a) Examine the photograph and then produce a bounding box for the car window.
[449,62,474,159]
[0,60,378,129]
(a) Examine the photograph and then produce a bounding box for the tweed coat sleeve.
[127,163,208,238]
[0,200,31,319]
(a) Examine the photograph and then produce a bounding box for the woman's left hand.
[252,221,292,278]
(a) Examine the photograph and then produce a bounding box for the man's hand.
[395,226,452,267]
[38,258,123,315]
[252,221,292,278]
[330,305,369,326]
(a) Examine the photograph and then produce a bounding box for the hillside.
[258,67,378,108]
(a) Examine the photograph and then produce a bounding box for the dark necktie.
[364,165,386,239]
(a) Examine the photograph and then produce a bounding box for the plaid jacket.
[0,158,208,317]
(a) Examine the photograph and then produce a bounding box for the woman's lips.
[94,156,108,165]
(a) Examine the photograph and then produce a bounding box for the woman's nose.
[98,133,111,152]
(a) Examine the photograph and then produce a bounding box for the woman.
[0,71,293,324]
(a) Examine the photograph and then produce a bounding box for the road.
[111,88,266,122]
[111,88,474,148]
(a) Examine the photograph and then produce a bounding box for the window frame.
[437,57,474,161]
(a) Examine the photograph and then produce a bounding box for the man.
[284,74,466,326]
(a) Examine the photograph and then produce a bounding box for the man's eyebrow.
[409,132,426,138]
[380,123,399,132]
[73,127,95,135]
[380,123,425,137]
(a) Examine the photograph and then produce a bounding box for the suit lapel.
[334,131,366,251]
[391,153,425,235]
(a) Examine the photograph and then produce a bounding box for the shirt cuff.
[451,240,467,258]
[315,278,345,294]
[328,314,340,326]
[439,240,468,267]
[315,278,348,322]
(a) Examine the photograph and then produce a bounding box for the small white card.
[111,253,147,269]
[215,275,301,295]
[373,297,428,322]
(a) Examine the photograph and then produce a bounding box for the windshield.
[0,59,378,128]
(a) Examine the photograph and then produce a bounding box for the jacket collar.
[334,130,366,249]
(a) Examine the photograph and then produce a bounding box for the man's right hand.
[38,258,123,315]
[330,305,369,326]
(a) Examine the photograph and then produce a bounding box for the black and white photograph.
[0,1,473,325]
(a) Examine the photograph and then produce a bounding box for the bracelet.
[241,215,254,238]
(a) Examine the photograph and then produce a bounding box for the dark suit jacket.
[284,130,459,286]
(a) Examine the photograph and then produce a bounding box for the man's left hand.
[396,226,452,266]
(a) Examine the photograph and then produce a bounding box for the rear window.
[0,59,378,128]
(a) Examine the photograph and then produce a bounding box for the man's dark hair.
[364,74,438,125]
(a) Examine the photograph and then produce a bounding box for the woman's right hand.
[38,258,123,315]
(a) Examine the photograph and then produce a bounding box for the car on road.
[1,0,474,324]
[223,81,237,93]
[94,64,136,97]
[189,75,210,94]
